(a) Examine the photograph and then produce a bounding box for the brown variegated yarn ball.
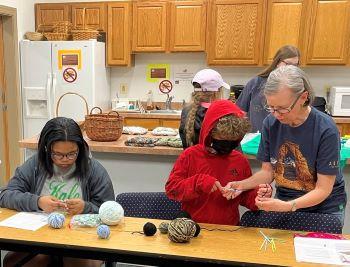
[167,218,196,243]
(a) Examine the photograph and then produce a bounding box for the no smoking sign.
[63,68,77,83]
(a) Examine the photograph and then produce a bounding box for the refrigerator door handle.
[52,73,57,117]
[46,73,52,118]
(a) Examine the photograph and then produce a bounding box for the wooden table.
[0,209,331,267]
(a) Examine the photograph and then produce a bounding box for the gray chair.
[115,192,181,220]
[240,210,342,234]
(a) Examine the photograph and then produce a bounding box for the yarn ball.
[97,224,110,239]
[48,212,65,229]
[158,221,169,234]
[143,222,157,236]
[99,201,124,226]
[175,210,191,219]
[194,223,201,237]
[168,218,196,243]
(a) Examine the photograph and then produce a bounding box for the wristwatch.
[290,200,297,212]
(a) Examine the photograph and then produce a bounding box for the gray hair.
[264,65,314,106]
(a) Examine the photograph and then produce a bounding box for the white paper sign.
[0,212,48,231]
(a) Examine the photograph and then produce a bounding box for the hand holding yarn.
[210,181,223,194]
[222,181,243,200]
[65,198,85,215]
[99,201,124,225]
[38,196,67,213]
[48,212,65,229]
[97,224,110,239]
[257,184,273,198]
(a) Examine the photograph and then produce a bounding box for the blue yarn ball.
[97,224,110,239]
[48,212,65,229]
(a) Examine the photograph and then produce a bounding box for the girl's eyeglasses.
[51,151,79,160]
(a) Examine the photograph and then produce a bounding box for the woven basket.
[53,21,73,33]
[56,92,89,132]
[44,32,71,41]
[85,107,123,142]
[25,24,45,41]
[71,29,99,40]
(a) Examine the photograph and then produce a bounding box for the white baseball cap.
[192,69,230,92]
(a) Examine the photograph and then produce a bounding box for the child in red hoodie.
[166,99,259,225]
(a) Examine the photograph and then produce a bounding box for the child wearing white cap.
[179,69,230,149]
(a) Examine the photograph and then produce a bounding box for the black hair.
[37,117,90,178]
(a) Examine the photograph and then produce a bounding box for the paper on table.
[0,212,48,231]
[294,237,350,266]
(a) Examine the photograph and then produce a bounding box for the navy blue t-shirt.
[236,76,269,133]
[257,107,347,214]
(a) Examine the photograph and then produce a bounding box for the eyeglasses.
[264,93,303,114]
[281,60,299,66]
[51,150,79,161]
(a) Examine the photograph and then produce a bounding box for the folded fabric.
[122,126,148,135]
[151,127,178,136]
[155,137,183,148]
[125,136,159,147]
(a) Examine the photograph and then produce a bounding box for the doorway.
[0,5,21,186]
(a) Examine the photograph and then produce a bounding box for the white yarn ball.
[99,201,124,226]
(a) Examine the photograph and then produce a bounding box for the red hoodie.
[165,100,258,225]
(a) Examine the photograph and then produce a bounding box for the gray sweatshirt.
[0,155,115,213]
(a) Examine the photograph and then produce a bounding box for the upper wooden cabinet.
[71,2,106,31]
[263,0,308,64]
[132,1,168,52]
[305,0,350,65]
[107,2,132,66]
[35,3,70,32]
[169,1,207,51]
[207,0,266,65]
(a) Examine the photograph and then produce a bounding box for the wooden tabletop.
[0,208,335,266]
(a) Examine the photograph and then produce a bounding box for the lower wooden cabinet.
[123,118,180,130]
[336,123,350,136]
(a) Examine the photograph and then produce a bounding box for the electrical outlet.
[119,83,128,95]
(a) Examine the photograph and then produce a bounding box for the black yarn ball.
[143,222,157,236]
[194,223,201,237]
[175,210,191,219]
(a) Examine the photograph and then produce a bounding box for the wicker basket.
[44,32,71,41]
[53,21,73,33]
[85,107,123,142]
[25,24,45,41]
[71,29,99,40]
[56,92,89,132]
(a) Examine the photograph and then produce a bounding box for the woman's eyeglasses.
[264,93,303,114]
[51,151,79,160]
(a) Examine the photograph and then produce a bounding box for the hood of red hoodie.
[199,100,245,147]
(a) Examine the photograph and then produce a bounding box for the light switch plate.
[119,83,128,95]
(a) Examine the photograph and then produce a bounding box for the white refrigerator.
[20,40,110,138]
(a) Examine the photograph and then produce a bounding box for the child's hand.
[65,199,85,215]
[257,184,273,198]
[210,181,223,193]
[222,181,242,200]
[38,196,67,213]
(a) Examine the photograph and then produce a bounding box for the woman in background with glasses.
[0,117,114,267]
[236,45,300,132]
[225,66,346,227]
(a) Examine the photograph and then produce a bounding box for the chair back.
[115,192,181,220]
[240,211,342,234]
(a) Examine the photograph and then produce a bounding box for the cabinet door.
[132,2,168,52]
[161,119,180,128]
[305,0,350,64]
[35,3,70,32]
[263,0,308,64]
[207,0,266,65]
[107,2,132,66]
[124,118,160,130]
[71,3,106,31]
[169,1,207,51]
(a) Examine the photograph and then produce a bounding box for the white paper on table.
[0,212,48,231]
[294,237,350,266]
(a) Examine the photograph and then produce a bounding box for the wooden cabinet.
[132,1,168,52]
[263,0,308,64]
[107,2,132,66]
[35,3,70,32]
[71,2,106,31]
[207,0,266,65]
[161,119,180,128]
[123,117,180,130]
[169,1,207,51]
[305,0,350,65]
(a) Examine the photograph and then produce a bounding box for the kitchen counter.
[332,116,350,123]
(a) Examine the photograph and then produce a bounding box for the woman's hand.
[257,184,273,198]
[255,197,292,212]
[38,196,67,213]
[65,199,85,215]
[222,181,243,200]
